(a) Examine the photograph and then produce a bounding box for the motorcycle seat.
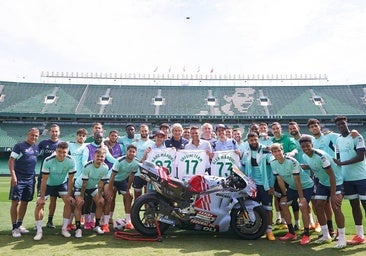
[168,177,186,188]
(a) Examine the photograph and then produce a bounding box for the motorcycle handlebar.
[225,173,247,190]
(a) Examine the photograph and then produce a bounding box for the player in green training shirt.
[74,148,110,237]
[108,144,139,229]
[333,115,366,245]
[33,142,76,241]
[270,143,314,245]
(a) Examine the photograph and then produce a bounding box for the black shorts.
[44,182,68,197]
[9,176,35,202]
[132,176,147,190]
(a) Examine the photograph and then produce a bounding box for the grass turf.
[0,177,365,256]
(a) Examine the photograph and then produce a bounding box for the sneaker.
[46,222,56,229]
[278,223,288,230]
[125,222,134,230]
[84,222,92,230]
[67,224,77,231]
[315,237,332,244]
[19,225,30,233]
[12,228,21,238]
[61,229,71,238]
[279,232,297,241]
[33,231,43,241]
[300,235,311,245]
[319,232,336,238]
[102,224,110,233]
[334,239,347,249]
[75,228,82,238]
[93,226,104,235]
[347,235,365,245]
[266,231,276,241]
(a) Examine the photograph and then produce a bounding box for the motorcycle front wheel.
[131,193,171,237]
[230,205,268,240]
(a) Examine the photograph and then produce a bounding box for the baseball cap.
[159,123,170,129]
[215,124,227,131]
[154,130,166,137]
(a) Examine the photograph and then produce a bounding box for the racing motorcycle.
[131,161,268,240]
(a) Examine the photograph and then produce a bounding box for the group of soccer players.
[8,116,366,248]
[239,117,366,248]
[9,123,140,240]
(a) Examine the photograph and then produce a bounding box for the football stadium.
[1,73,366,174]
[1,74,366,255]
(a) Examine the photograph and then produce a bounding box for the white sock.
[320,225,330,239]
[90,213,95,223]
[103,215,110,225]
[267,225,272,232]
[125,213,131,222]
[356,225,364,238]
[338,227,346,240]
[309,214,315,225]
[62,218,69,230]
[276,212,281,220]
[295,219,300,227]
[69,213,74,224]
[35,220,43,232]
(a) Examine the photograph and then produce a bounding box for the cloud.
[0,0,365,84]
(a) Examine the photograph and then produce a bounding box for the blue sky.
[0,0,366,85]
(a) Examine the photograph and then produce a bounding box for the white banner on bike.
[146,148,177,176]
[211,150,240,177]
[175,150,209,182]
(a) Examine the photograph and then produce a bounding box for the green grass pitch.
[0,177,365,256]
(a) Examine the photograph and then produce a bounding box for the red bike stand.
[114,219,163,242]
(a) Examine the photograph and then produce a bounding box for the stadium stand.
[76,85,107,114]
[0,123,44,147]
[1,81,366,117]
[158,86,210,115]
[103,86,156,115]
[1,79,366,174]
[0,126,18,149]
[312,85,366,114]
[43,84,89,114]
[0,80,365,137]
[0,82,52,113]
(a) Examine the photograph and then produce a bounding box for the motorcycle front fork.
[237,197,252,224]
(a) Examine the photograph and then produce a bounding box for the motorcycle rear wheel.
[131,193,171,237]
[230,205,268,240]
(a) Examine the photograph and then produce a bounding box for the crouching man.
[270,143,314,245]
[74,148,110,237]
[34,142,76,240]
